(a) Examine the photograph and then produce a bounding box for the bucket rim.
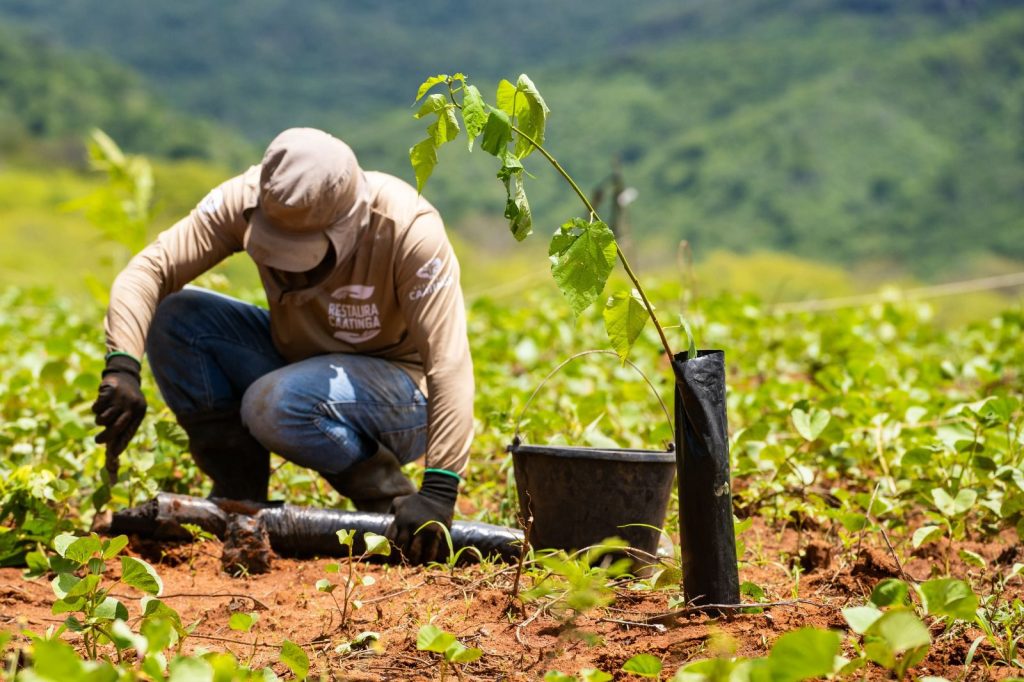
[509,442,676,463]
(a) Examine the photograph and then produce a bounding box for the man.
[91,127,474,564]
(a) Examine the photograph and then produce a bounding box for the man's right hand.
[92,355,147,476]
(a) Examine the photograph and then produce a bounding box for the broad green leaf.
[931,488,956,516]
[229,612,256,632]
[93,596,130,621]
[121,556,163,595]
[496,79,518,115]
[768,627,841,682]
[445,641,483,663]
[315,578,335,593]
[868,609,932,652]
[409,138,437,193]
[169,654,214,682]
[363,532,391,557]
[513,74,549,158]
[958,548,986,567]
[53,533,78,559]
[461,84,487,150]
[912,525,943,549]
[953,488,977,514]
[417,624,457,653]
[870,578,910,607]
[102,535,129,560]
[842,605,883,634]
[414,74,448,103]
[51,572,81,599]
[792,406,830,441]
[621,653,662,677]
[579,670,612,682]
[29,639,86,679]
[549,218,617,316]
[480,109,513,157]
[604,290,647,362]
[64,535,102,564]
[414,93,447,119]
[918,578,978,620]
[280,639,309,680]
[337,529,356,547]
[427,105,460,147]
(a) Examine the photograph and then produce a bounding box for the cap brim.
[245,209,330,272]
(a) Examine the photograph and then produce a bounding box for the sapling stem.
[510,125,676,361]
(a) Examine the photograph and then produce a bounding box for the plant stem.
[511,125,676,361]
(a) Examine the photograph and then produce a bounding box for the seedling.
[416,623,482,682]
[316,530,391,632]
[410,73,690,364]
[180,522,216,583]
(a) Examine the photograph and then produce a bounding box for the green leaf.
[29,639,87,679]
[768,627,841,682]
[868,608,931,653]
[958,548,986,567]
[409,138,437,194]
[918,578,978,620]
[102,535,129,560]
[427,105,460,147]
[53,533,78,559]
[496,79,518,116]
[680,316,697,360]
[229,612,256,632]
[513,74,549,158]
[912,525,943,549]
[417,624,457,653]
[931,488,976,516]
[622,653,662,677]
[414,93,448,119]
[604,290,647,362]
[169,654,214,682]
[792,406,830,441]
[414,74,448,103]
[579,670,612,682]
[461,85,487,150]
[870,579,910,607]
[315,578,335,593]
[362,532,391,557]
[481,109,513,158]
[445,641,483,663]
[280,639,310,680]
[121,556,163,595]
[497,164,532,241]
[93,596,130,621]
[549,218,617,316]
[51,572,81,599]
[842,605,883,634]
[337,529,355,548]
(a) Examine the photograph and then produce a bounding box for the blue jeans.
[146,287,428,474]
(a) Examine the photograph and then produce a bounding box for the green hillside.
[0,0,1021,274]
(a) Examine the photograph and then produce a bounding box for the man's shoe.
[321,446,416,513]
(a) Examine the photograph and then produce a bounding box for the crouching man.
[91,128,474,564]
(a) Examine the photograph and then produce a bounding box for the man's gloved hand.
[385,471,459,565]
[92,354,147,479]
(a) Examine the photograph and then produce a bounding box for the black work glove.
[92,355,147,481]
[385,471,459,565]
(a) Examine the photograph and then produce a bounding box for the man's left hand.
[385,471,459,564]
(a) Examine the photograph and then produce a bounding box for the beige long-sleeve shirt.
[105,166,474,474]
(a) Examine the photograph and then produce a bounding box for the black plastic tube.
[673,350,740,605]
[98,493,524,564]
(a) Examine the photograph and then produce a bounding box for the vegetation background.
[0,0,1022,314]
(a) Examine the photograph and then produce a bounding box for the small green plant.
[622,653,663,679]
[181,521,216,582]
[410,73,685,363]
[315,530,391,632]
[544,668,612,682]
[416,623,483,682]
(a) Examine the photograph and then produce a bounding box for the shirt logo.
[409,257,453,301]
[329,285,381,344]
[416,257,443,280]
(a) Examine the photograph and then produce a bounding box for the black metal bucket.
[509,442,676,559]
[508,350,676,562]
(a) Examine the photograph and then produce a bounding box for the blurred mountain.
[1,0,1021,273]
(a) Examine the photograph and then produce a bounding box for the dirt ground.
[1,518,1022,681]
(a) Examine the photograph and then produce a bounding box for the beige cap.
[245,128,368,272]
